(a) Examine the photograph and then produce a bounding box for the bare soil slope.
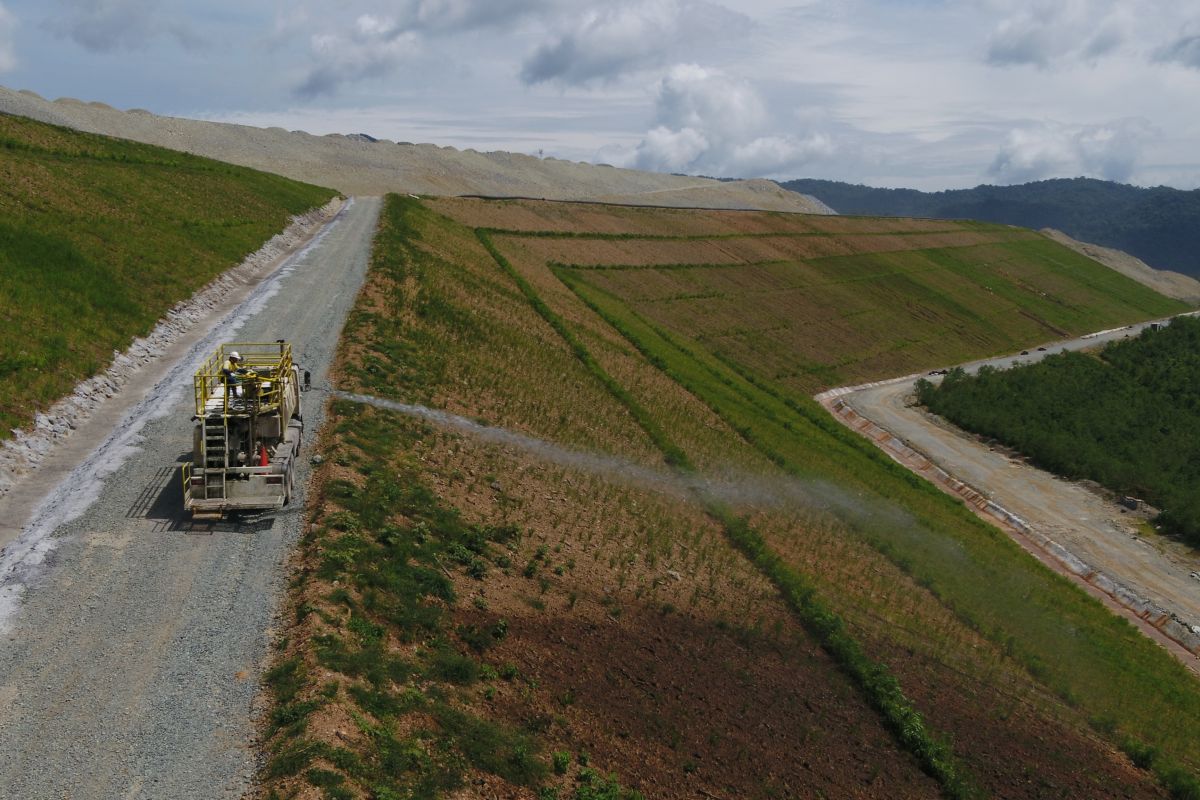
[0,86,824,212]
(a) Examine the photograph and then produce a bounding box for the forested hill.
[780,177,1200,278]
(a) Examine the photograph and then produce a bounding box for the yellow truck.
[182,342,305,519]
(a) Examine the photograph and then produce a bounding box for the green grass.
[479,224,979,798]
[558,266,1200,797]
[267,404,551,797]
[0,113,336,437]
[273,194,1200,798]
[263,197,659,800]
[558,235,1186,393]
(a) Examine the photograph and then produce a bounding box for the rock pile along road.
[0,197,381,800]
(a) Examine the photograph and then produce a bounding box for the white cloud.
[1155,33,1200,70]
[730,133,834,176]
[407,0,559,33]
[628,64,835,177]
[0,3,16,72]
[653,63,764,139]
[13,0,1200,190]
[634,125,709,172]
[985,0,1132,67]
[296,0,558,97]
[987,118,1156,183]
[47,0,204,52]
[520,0,748,85]
[298,15,420,98]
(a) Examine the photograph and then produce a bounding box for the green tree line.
[916,317,1200,542]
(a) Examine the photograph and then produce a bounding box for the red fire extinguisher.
[257,442,269,466]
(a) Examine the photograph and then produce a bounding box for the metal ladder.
[202,415,228,499]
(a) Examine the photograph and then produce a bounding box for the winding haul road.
[0,197,381,799]
[822,313,1200,667]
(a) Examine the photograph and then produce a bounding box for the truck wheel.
[284,461,295,505]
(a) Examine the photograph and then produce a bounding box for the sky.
[2,0,1200,190]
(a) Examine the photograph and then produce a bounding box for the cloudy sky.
[2,0,1199,190]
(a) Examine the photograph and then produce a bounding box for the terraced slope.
[0,113,336,437]
[258,195,1198,800]
[434,198,1186,391]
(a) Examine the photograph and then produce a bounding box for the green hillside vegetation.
[481,205,1183,394]
[261,194,1199,800]
[0,113,336,438]
[782,176,1200,279]
[916,317,1200,542]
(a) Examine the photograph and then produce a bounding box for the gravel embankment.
[0,85,826,213]
[0,197,382,800]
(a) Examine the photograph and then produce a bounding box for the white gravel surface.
[0,197,382,799]
[0,86,826,214]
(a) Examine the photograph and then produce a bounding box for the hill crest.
[0,86,826,214]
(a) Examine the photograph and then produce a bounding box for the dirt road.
[0,197,381,799]
[821,314,1200,665]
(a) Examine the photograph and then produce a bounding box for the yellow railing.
[193,342,293,417]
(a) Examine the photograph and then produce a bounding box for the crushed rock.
[0,197,344,499]
[0,85,828,214]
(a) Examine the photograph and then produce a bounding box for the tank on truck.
[182,341,305,520]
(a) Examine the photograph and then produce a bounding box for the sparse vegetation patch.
[265,195,1193,800]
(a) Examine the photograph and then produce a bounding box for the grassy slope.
[458,198,1200,795]
[0,114,336,437]
[780,176,1200,279]
[260,195,1184,800]
[555,234,1184,393]
[563,270,1200,793]
[260,196,946,800]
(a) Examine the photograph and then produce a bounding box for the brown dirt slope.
[257,195,1167,800]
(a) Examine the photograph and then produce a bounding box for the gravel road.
[825,312,1200,665]
[0,196,381,799]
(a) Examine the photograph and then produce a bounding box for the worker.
[222,350,243,378]
[222,351,247,397]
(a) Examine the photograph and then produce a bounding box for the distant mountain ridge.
[780,177,1200,279]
